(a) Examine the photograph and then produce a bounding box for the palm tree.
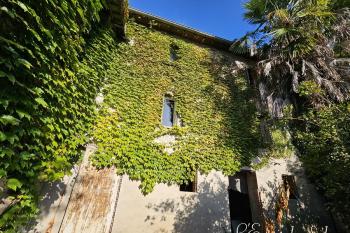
[234,1,350,230]
[232,0,350,109]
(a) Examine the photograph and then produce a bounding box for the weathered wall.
[256,155,336,232]
[27,144,122,233]
[113,171,231,233]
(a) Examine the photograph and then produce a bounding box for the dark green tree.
[236,0,350,229]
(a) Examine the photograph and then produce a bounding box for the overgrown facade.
[0,0,345,232]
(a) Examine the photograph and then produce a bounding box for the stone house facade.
[28,1,338,233]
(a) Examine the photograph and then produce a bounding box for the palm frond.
[244,0,268,24]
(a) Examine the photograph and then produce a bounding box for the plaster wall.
[255,155,336,232]
[112,171,231,233]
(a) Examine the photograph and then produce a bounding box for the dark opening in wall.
[170,44,179,62]
[282,175,298,199]
[245,68,254,86]
[228,172,253,231]
[162,97,175,127]
[180,174,197,192]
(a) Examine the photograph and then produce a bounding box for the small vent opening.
[180,174,197,192]
[170,44,179,62]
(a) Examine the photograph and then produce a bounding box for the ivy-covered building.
[0,0,339,232]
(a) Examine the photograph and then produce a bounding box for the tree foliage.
[236,0,350,105]
[240,0,350,228]
[331,0,350,10]
[292,102,350,227]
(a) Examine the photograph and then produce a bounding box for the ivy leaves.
[34,98,48,108]
[6,178,22,191]
[0,0,107,230]
[91,23,260,195]
[0,115,20,126]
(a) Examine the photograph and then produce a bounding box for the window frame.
[161,96,176,127]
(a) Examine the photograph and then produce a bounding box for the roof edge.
[128,8,233,51]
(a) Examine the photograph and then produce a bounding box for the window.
[180,175,197,192]
[170,44,179,62]
[245,68,253,85]
[282,175,298,199]
[162,97,175,127]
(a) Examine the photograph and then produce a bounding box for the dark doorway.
[179,180,196,192]
[229,190,252,223]
[228,172,253,232]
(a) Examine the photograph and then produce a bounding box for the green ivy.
[0,2,261,228]
[292,102,350,227]
[298,80,323,97]
[0,0,117,231]
[270,125,294,158]
[91,22,261,194]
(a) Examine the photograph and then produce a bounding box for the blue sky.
[129,0,256,41]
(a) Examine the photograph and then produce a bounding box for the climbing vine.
[91,22,261,194]
[0,0,117,231]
